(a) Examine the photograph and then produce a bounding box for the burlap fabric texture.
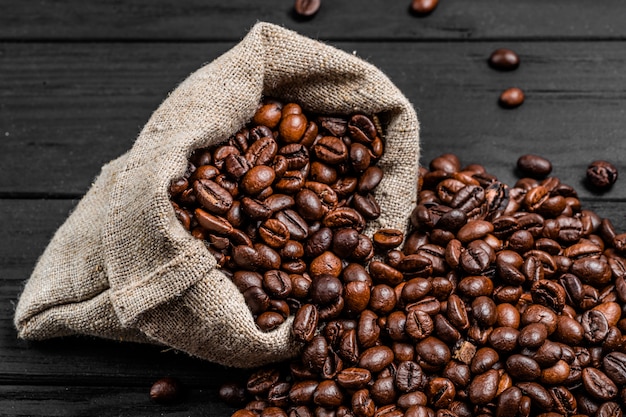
[14,22,420,368]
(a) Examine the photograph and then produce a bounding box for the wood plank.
[2,0,626,41]
[4,197,626,384]
[2,41,626,198]
[0,384,235,417]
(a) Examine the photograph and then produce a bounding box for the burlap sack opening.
[14,22,420,368]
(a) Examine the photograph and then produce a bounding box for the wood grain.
[0,384,235,417]
[3,0,626,41]
[2,41,626,198]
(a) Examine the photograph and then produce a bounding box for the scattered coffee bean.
[587,160,618,189]
[488,48,520,71]
[410,0,439,15]
[517,154,552,178]
[293,0,321,18]
[149,377,182,405]
[499,87,525,108]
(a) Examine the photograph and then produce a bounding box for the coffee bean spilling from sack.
[169,99,385,332]
[218,152,626,417]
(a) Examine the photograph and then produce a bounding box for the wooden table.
[2,1,626,415]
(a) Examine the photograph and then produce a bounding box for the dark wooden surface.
[3,1,626,416]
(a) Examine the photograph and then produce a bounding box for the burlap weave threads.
[14,22,420,368]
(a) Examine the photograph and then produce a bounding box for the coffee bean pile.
[169,99,386,332]
[210,151,626,417]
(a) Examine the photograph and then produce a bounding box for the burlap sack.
[14,22,420,368]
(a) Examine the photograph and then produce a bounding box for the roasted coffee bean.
[495,386,522,417]
[313,380,344,408]
[604,352,626,385]
[517,154,552,179]
[582,367,618,400]
[488,48,520,71]
[194,179,233,214]
[587,160,618,189]
[336,367,371,391]
[469,369,499,404]
[256,311,285,331]
[313,136,348,165]
[395,361,425,392]
[373,229,404,251]
[597,402,623,417]
[415,336,450,368]
[351,389,375,417]
[410,0,439,15]
[310,274,343,305]
[332,228,360,259]
[150,377,182,404]
[370,376,397,406]
[470,347,499,374]
[472,295,498,327]
[521,304,558,334]
[302,336,328,373]
[506,354,541,381]
[531,279,566,312]
[516,382,553,411]
[358,346,394,373]
[488,326,519,352]
[247,368,280,396]
[518,323,548,348]
[276,210,309,241]
[426,377,455,409]
[358,166,384,194]
[369,284,397,315]
[581,309,610,343]
[219,382,248,407]
[348,114,377,144]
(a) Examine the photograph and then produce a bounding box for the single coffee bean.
[219,382,247,407]
[582,367,618,400]
[495,386,522,417]
[587,160,618,189]
[468,369,499,405]
[370,376,397,406]
[256,311,285,331]
[395,361,425,393]
[351,389,376,417]
[194,179,233,214]
[373,229,404,251]
[150,377,182,404]
[426,377,455,409]
[293,0,321,18]
[518,323,548,348]
[603,352,626,385]
[581,309,609,343]
[415,336,450,368]
[259,219,291,249]
[336,367,372,390]
[309,274,343,305]
[499,87,525,109]
[488,48,520,71]
[517,154,552,178]
[516,382,553,411]
[470,347,499,375]
[410,0,439,15]
[358,346,394,373]
[313,380,344,408]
